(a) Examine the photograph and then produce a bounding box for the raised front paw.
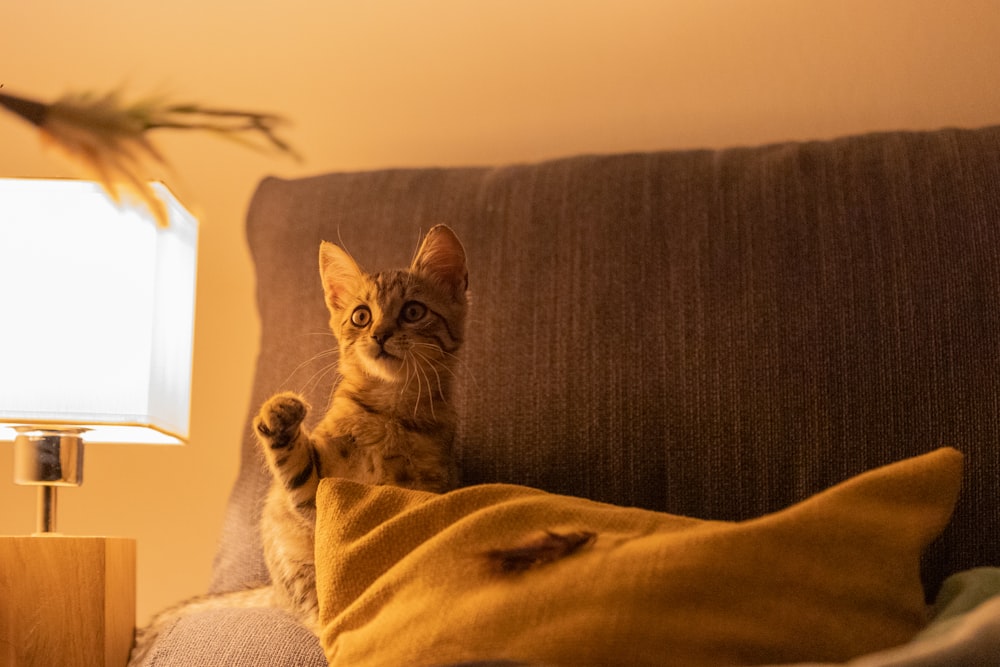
[254,391,309,449]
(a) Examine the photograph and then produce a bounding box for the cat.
[129,224,468,664]
[255,223,469,629]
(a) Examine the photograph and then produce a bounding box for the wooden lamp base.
[0,535,136,667]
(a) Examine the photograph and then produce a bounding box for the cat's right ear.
[319,241,363,312]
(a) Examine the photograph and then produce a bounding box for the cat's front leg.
[254,391,320,511]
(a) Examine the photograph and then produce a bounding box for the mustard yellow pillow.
[316,448,962,667]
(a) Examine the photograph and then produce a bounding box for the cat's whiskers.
[290,332,342,392]
[410,346,446,403]
[280,347,341,395]
[301,355,340,388]
[402,348,441,421]
[399,352,431,421]
[399,351,417,401]
[410,352,428,421]
[283,347,338,382]
[304,331,339,339]
[411,341,478,390]
[411,342,476,394]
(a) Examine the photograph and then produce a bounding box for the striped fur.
[258,224,468,629]
[129,225,468,663]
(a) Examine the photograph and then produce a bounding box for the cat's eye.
[351,306,372,327]
[401,301,427,323]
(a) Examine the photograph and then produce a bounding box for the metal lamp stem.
[12,427,85,534]
[37,485,58,534]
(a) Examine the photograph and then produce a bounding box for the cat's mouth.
[361,347,406,383]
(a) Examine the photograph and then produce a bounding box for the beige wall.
[1,1,998,624]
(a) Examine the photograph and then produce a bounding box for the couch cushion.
[214,126,1000,599]
[315,448,962,667]
[138,607,325,667]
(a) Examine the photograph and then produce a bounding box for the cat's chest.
[314,411,439,484]
[336,410,411,453]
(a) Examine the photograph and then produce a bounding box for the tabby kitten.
[129,225,468,664]
[256,223,469,629]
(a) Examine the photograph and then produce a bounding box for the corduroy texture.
[315,448,962,667]
[212,126,1000,608]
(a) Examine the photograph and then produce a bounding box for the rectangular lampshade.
[0,178,198,445]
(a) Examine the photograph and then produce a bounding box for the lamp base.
[0,535,136,667]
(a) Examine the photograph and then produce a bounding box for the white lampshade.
[0,178,198,446]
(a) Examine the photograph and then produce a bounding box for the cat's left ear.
[411,225,468,297]
[319,241,364,311]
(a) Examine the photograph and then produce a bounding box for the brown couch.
[136,125,1000,666]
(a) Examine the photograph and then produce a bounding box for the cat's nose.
[372,331,393,347]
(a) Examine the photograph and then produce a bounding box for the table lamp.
[0,177,198,667]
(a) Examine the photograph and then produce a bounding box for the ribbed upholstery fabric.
[176,125,1000,665]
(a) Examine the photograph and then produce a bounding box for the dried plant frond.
[144,102,301,159]
[0,88,298,227]
[43,91,171,225]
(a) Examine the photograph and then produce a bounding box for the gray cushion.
[141,608,326,666]
[213,127,1000,608]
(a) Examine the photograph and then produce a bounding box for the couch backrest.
[212,126,1000,598]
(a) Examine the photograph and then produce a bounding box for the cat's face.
[319,225,468,384]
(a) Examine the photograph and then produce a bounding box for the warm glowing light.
[0,179,198,445]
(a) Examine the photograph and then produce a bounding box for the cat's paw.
[254,391,309,449]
